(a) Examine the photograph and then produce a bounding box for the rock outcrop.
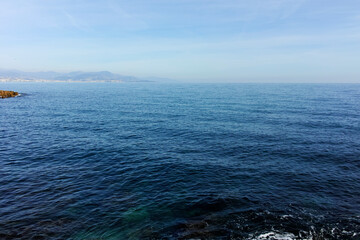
[0,90,19,98]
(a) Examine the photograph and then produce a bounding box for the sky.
[1,0,360,82]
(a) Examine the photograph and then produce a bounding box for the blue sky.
[1,0,360,82]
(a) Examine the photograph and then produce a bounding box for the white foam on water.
[280,214,293,220]
[249,231,310,240]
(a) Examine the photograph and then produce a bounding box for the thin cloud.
[62,10,91,32]
[106,0,149,29]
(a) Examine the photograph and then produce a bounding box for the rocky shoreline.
[0,90,19,98]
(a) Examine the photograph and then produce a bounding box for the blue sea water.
[1,83,360,239]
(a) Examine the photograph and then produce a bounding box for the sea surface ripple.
[1,83,360,239]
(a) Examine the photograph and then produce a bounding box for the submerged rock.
[0,90,19,98]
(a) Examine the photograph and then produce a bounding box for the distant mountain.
[0,70,61,80]
[0,70,149,82]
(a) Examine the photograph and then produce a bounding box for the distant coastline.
[0,70,151,83]
[0,78,125,83]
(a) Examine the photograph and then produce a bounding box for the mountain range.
[0,70,150,82]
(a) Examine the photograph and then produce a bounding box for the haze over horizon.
[1,0,360,83]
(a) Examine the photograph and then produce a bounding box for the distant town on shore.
[0,70,158,83]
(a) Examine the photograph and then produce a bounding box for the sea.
[1,83,360,239]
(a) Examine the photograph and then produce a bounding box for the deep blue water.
[1,83,360,239]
